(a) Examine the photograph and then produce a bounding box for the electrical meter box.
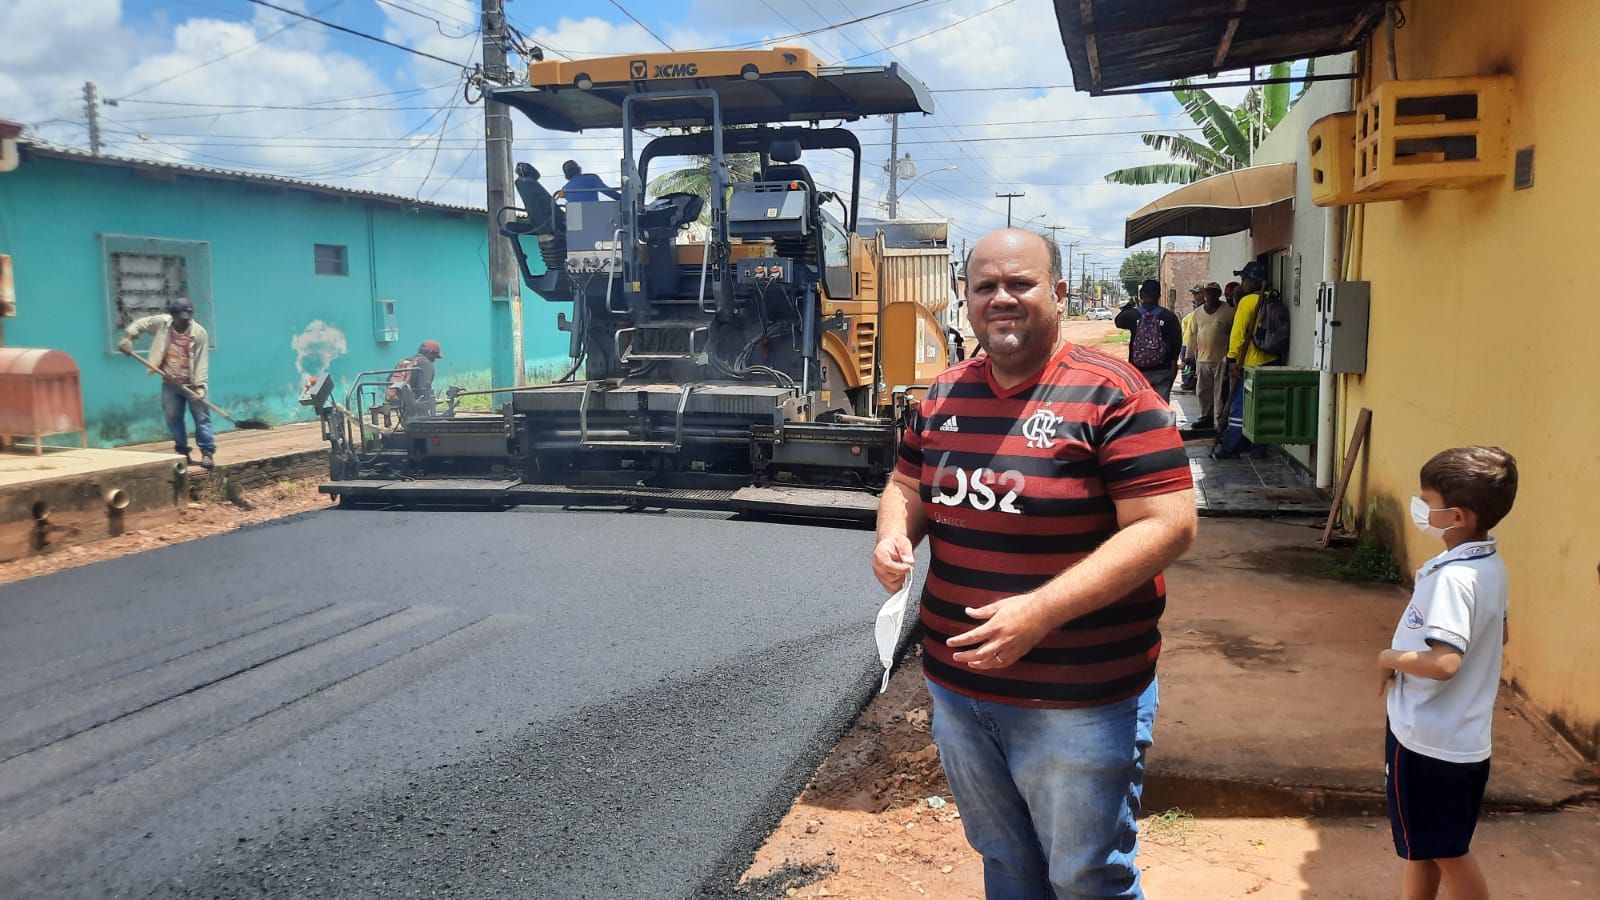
[1313,281,1371,373]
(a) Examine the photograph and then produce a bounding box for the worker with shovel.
[119,297,216,469]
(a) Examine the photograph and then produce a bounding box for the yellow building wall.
[1346,0,1600,756]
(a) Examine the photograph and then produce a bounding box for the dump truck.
[311,47,951,521]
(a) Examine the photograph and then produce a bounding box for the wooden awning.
[1053,1,1385,95]
[1124,163,1295,246]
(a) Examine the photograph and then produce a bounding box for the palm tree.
[646,153,762,222]
[1103,61,1310,186]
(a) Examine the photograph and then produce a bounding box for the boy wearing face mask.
[1378,446,1518,900]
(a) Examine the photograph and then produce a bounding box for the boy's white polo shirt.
[1386,538,1507,763]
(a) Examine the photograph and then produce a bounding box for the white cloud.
[2,0,1220,261]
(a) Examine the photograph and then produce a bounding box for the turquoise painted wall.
[0,154,572,447]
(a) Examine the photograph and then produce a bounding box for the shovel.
[121,348,271,430]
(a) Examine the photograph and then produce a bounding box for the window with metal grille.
[315,243,348,276]
[101,234,214,351]
[110,252,187,326]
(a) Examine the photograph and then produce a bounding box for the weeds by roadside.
[1324,533,1406,584]
[1142,808,1197,844]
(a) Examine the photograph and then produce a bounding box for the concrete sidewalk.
[1170,386,1332,518]
[124,416,328,464]
[1146,518,1594,816]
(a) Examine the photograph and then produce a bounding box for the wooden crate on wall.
[1307,113,1415,207]
[1353,75,1514,194]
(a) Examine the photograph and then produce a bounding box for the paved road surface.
[0,507,902,898]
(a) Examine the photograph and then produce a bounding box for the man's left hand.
[947,593,1052,670]
[191,385,206,400]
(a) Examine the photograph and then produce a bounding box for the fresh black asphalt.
[0,506,914,898]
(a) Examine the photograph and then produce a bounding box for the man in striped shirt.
[873,229,1196,899]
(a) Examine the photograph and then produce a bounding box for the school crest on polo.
[1021,408,1064,449]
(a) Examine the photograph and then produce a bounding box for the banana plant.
[1104,61,1309,186]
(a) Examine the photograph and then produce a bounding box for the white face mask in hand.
[875,583,913,694]
[1410,495,1457,539]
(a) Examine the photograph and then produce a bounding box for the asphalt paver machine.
[315,47,950,520]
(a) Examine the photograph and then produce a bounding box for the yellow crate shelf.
[1353,75,1514,194]
[1307,112,1416,207]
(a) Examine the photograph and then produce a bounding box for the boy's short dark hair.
[1420,446,1518,530]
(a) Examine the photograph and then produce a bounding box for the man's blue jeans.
[161,382,215,454]
[928,677,1158,900]
[1215,377,1252,454]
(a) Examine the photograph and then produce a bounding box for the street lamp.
[889,164,956,216]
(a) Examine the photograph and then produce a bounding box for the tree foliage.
[1119,250,1159,296]
[1104,62,1310,186]
[646,154,761,223]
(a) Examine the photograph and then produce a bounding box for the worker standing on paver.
[119,298,215,468]
[873,228,1196,898]
[559,160,621,202]
[1380,446,1518,900]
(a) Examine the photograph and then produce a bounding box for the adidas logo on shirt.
[939,416,960,433]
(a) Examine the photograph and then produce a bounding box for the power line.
[375,0,477,38]
[116,0,342,101]
[856,126,1201,147]
[243,0,469,69]
[109,82,460,110]
[847,111,1187,133]
[842,0,1016,62]
[417,41,478,197]
[608,0,675,51]
[700,0,944,51]
[932,85,1075,93]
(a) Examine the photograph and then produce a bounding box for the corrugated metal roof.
[16,142,487,217]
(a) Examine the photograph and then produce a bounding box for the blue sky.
[2,0,1247,274]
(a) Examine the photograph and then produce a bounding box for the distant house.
[1158,247,1209,309]
[0,143,568,447]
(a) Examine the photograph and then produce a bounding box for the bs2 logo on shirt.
[930,452,1026,514]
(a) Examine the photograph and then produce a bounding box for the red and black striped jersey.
[898,341,1192,708]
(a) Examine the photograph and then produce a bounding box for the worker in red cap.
[400,339,444,406]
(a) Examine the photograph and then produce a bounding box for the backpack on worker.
[1128,308,1170,368]
[384,356,420,405]
[1251,289,1291,357]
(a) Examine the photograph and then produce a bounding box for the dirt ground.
[0,320,1141,898]
[13,322,1485,899]
[0,471,1336,900]
[0,475,334,587]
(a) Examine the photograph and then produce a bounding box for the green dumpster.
[1243,366,1320,445]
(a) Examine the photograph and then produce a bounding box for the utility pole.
[1065,240,1080,299]
[482,0,523,387]
[995,192,1025,227]
[83,82,101,156]
[886,115,900,218]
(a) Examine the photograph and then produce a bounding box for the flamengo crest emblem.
[1021,408,1063,449]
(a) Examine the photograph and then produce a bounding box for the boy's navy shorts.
[1385,725,1490,860]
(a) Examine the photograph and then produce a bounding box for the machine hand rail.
[697,227,715,314]
[615,325,710,364]
[604,228,626,314]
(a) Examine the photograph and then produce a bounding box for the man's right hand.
[117,337,133,354]
[872,534,916,592]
